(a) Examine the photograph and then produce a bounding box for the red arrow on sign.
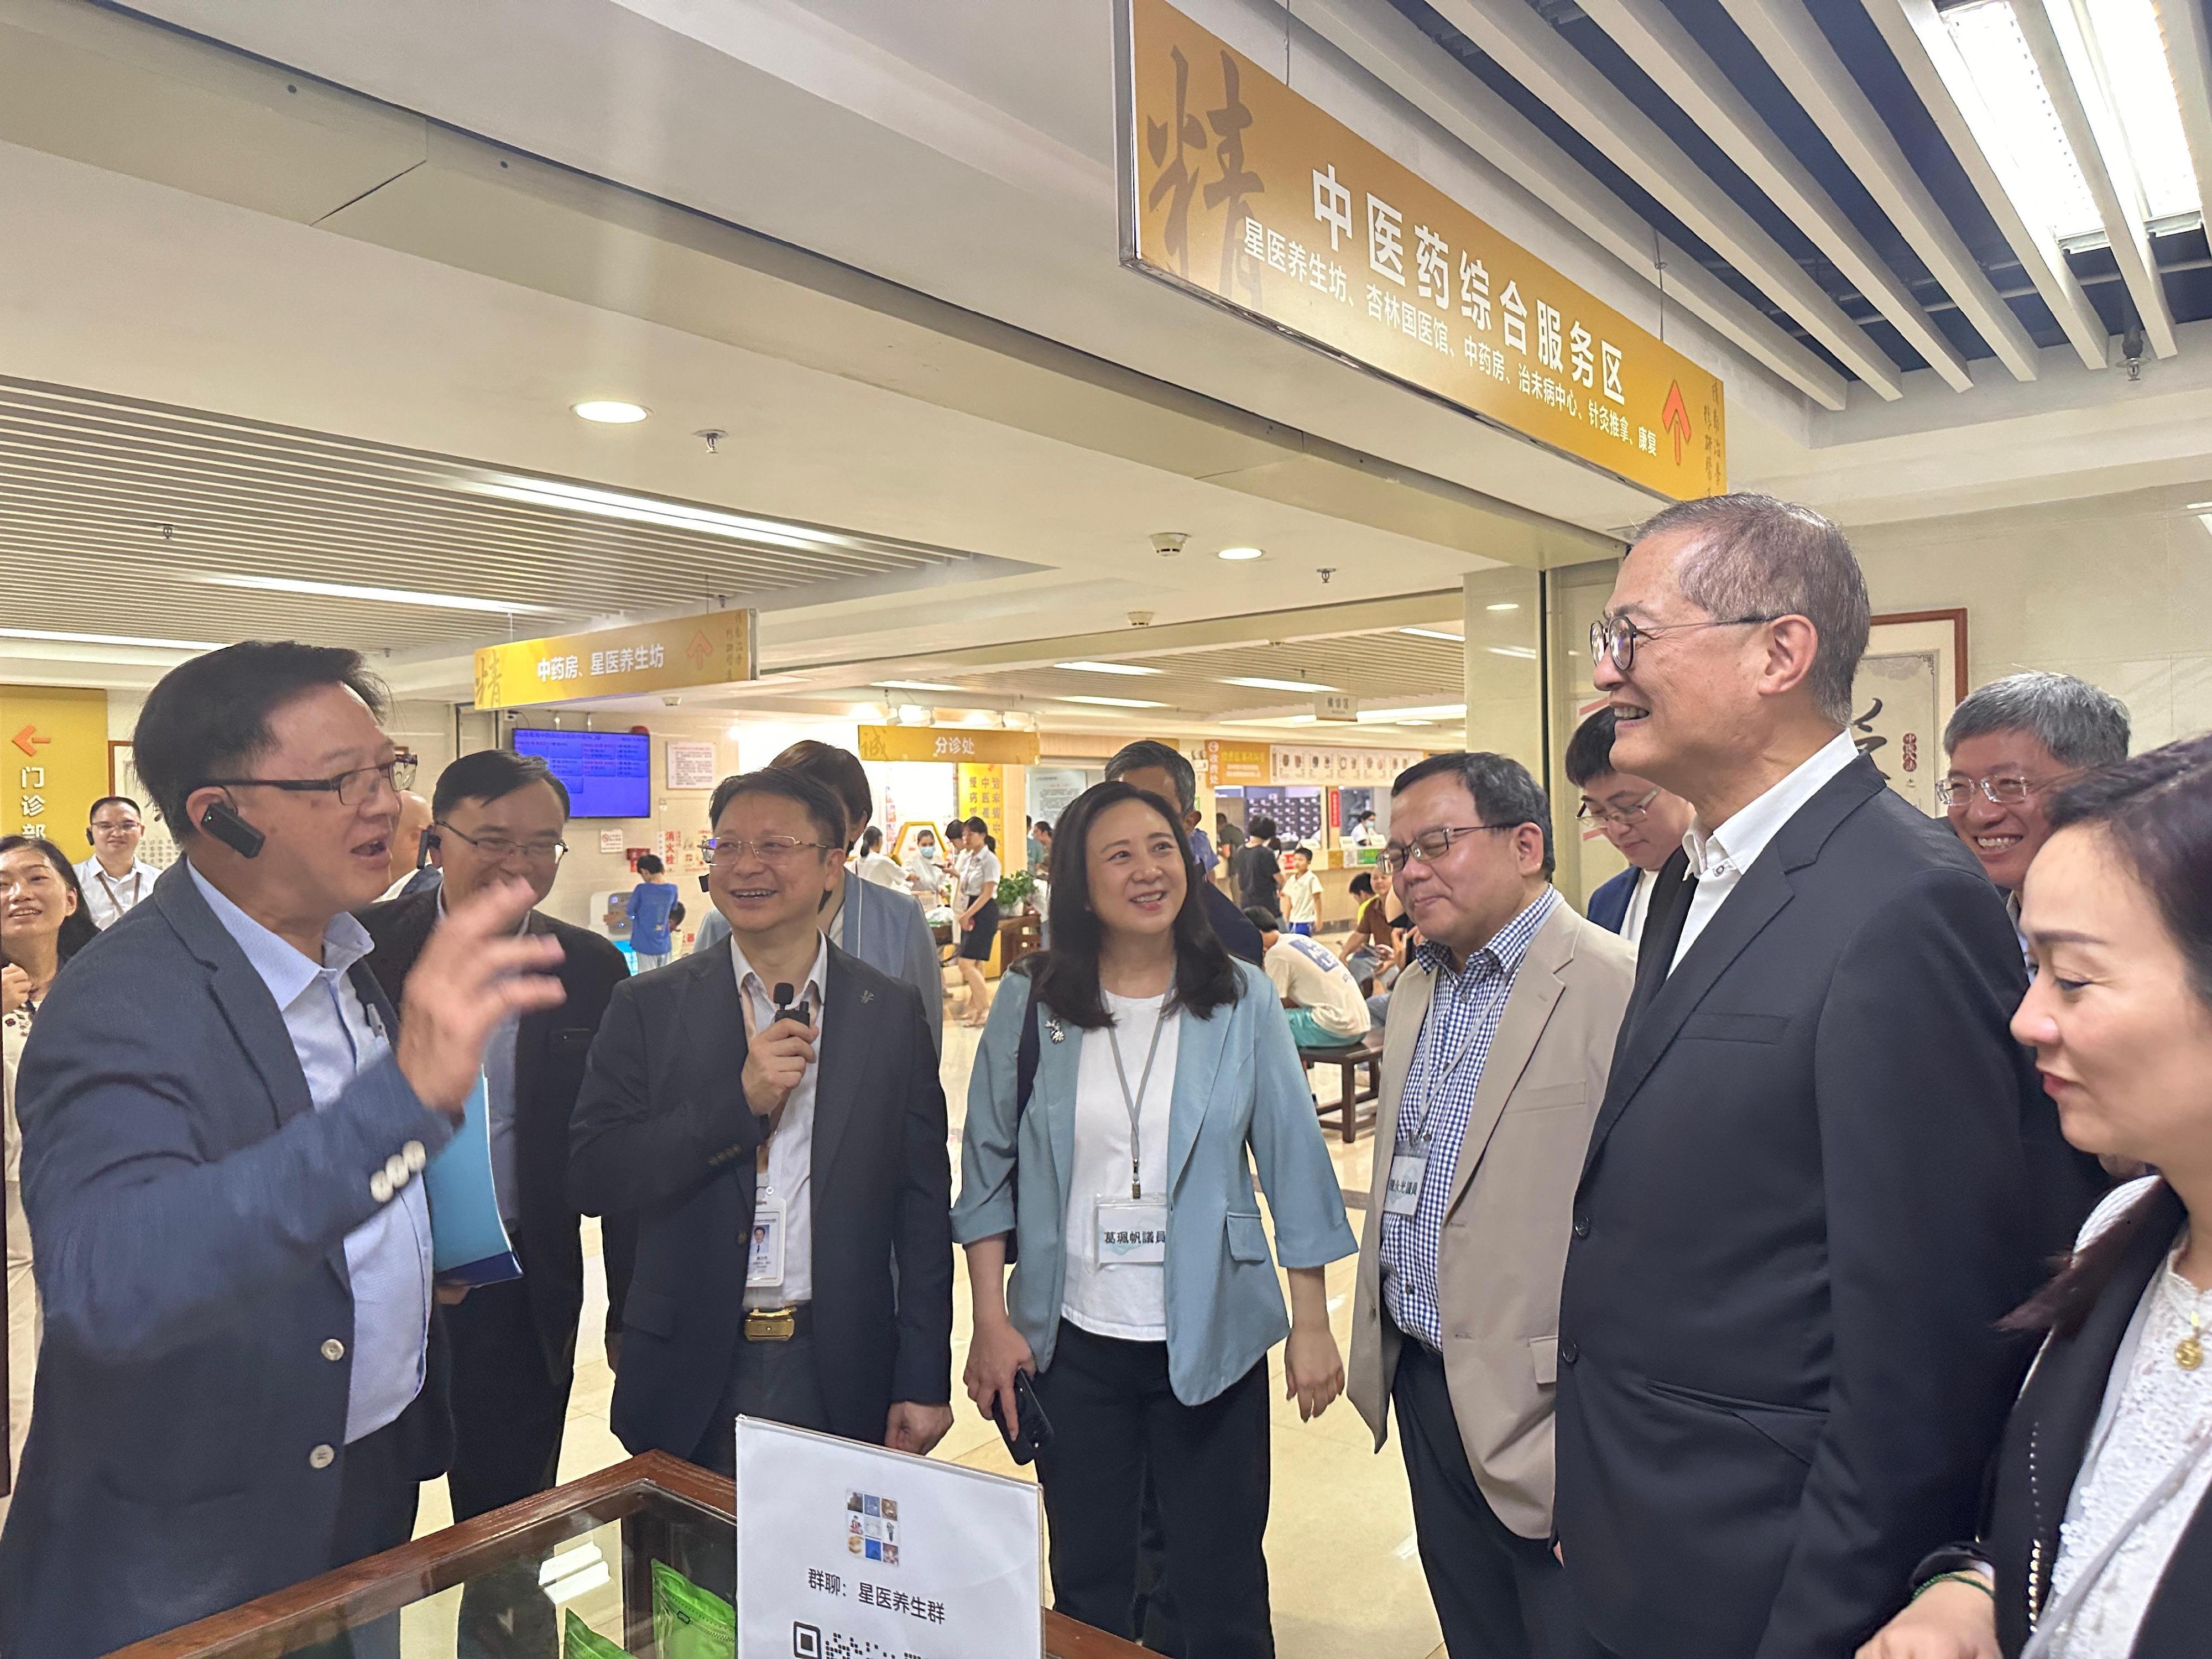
[11,726,49,758]
[686,630,713,666]
[1661,380,1692,466]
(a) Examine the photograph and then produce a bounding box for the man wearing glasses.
[1939,671,2131,966]
[1552,495,2102,1659]
[76,795,162,929]
[571,769,952,1473]
[357,749,630,1524]
[1563,709,1694,948]
[0,643,564,1658]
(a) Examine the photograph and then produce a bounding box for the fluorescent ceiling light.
[1399,627,1463,642]
[2084,0,2200,221]
[1217,546,1265,561]
[1942,1,2104,238]
[1358,703,1467,722]
[1221,676,1343,692]
[1395,719,1434,727]
[1485,602,1522,612]
[194,573,559,615]
[0,626,222,651]
[571,400,649,424]
[877,679,964,692]
[1052,694,1169,708]
[1487,645,1539,660]
[1055,660,1162,676]
[464,475,856,552]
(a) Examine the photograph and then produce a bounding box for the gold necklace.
[2169,1251,2209,1370]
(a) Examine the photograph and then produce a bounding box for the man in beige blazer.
[1349,753,1633,1659]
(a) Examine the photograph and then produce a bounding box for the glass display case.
[113,1451,1139,1659]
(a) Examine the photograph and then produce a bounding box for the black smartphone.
[995,1369,1053,1465]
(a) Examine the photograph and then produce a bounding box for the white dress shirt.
[1061,990,1180,1342]
[1619,866,1655,950]
[732,932,830,1310]
[187,865,432,1444]
[75,855,161,930]
[1672,729,1859,971]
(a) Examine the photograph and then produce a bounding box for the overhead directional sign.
[473,608,757,709]
[1114,0,1725,499]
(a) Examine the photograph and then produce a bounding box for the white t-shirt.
[1061,991,1179,1342]
[1281,868,1323,925]
[1265,934,1372,1039]
[958,846,1001,902]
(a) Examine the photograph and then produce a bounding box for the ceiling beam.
[1577,0,1971,392]
[1423,0,1906,399]
[1301,0,1849,409]
[2156,0,2212,236]
[1717,0,2042,383]
[2015,0,2176,358]
[1860,0,2107,371]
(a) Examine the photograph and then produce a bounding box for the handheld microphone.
[198,800,265,860]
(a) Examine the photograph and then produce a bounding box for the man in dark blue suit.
[1564,708,1693,947]
[0,643,564,1659]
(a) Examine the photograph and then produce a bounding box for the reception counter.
[114,1451,1141,1659]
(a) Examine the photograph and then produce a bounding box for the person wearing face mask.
[0,837,95,1508]
[75,796,161,930]
[1940,673,2132,969]
[954,780,1355,1659]
[1564,709,1696,950]
[0,643,563,1659]
[1859,735,2212,1659]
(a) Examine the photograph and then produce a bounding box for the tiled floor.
[416,998,1442,1659]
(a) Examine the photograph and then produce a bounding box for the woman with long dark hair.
[0,834,95,1502]
[952,781,1355,1658]
[1860,734,2212,1659]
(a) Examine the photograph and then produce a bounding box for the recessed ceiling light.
[1217,546,1265,561]
[878,680,964,692]
[1052,694,1170,708]
[1221,676,1343,692]
[1485,602,1522,612]
[0,626,223,651]
[1055,661,1162,676]
[1399,627,1463,641]
[571,400,650,424]
[194,573,561,615]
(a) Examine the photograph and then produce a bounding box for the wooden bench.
[1299,1031,1384,1143]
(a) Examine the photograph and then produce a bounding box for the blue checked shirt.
[1381,885,1561,1350]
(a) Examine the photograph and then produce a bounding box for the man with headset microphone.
[0,642,566,1659]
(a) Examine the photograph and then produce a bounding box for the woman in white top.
[1860,733,2212,1659]
[952,816,1002,1028]
[0,836,94,1506]
[902,825,947,900]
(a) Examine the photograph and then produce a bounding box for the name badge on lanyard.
[748,1184,787,1288]
[1097,1198,1169,1265]
[1384,1150,1427,1217]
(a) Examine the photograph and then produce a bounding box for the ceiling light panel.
[1053,660,1163,675]
[571,400,649,423]
[1942,0,2105,238]
[196,573,562,614]
[2083,0,2201,220]
[1052,694,1170,708]
[1220,676,1344,693]
[0,627,222,651]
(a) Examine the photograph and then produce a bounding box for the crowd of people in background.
[0,492,2207,1659]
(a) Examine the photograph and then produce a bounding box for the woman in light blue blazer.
[953,781,1357,1659]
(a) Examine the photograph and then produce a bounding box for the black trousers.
[446,1271,572,1522]
[689,1328,833,1475]
[1031,1321,1274,1659]
[1392,1335,1604,1659]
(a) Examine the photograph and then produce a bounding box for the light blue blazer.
[952,960,1358,1406]
[692,873,943,1055]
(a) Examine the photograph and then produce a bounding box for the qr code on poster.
[843,1489,902,1566]
[793,1624,920,1659]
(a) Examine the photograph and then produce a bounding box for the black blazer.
[358,892,632,1383]
[1985,1182,2212,1656]
[568,942,952,1458]
[1554,755,2104,1659]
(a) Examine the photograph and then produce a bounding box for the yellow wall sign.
[1,686,109,848]
[1202,740,1272,786]
[473,608,757,710]
[1114,0,1725,499]
[856,726,1042,766]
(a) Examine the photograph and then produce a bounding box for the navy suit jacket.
[0,863,457,1659]
[1584,866,1639,936]
[570,941,952,1457]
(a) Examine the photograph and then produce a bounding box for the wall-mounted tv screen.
[511,728,650,820]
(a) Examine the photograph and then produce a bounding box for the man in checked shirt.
[1346,752,1633,1659]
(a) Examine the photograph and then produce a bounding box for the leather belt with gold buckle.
[744,1306,799,1343]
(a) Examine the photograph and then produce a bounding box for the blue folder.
[425,1073,522,1288]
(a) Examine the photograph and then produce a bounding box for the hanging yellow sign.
[0,686,109,847]
[1114,0,1725,499]
[473,608,757,710]
[856,726,1042,765]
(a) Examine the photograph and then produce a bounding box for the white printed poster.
[666,739,721,791]
[735,1417,1042,1659]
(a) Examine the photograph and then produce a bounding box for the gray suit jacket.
[1348,898,1632,1539]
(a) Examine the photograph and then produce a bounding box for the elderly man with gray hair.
[1941,671,2130,934]
[1553,494,2103,1659]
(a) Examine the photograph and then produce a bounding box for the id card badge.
[1095,1198,1169,1266]
[1384,1150,1428,1217]
[748,1187,787,1288]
